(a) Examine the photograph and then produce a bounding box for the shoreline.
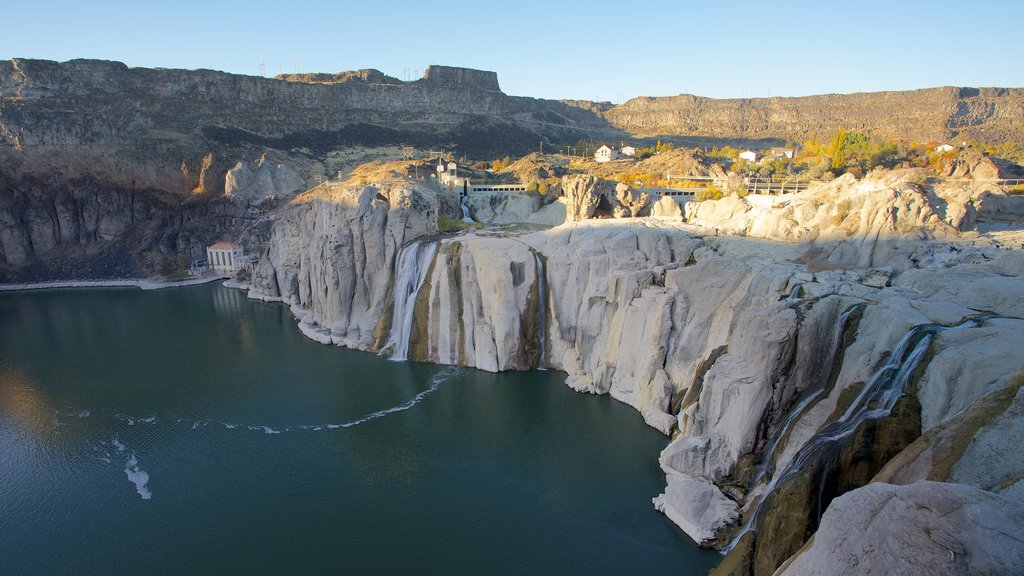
[0,275,225,292]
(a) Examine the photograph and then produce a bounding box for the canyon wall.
[249,171,1024,575]
[4,59,1024,280]
[606,87,1024,142]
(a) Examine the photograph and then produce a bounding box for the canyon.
[3,59,1024,574]
[245,166,1024,575]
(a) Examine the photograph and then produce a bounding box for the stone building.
[207,242,245,276]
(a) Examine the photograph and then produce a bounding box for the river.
[0,283,718,575]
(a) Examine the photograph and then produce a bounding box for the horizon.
[2,0,1022,102]
[4,55,1016,104]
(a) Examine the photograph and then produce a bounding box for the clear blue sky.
[3,0,1022,102]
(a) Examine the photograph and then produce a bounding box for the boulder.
[776,482,1024,576]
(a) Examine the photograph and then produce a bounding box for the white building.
[934,144,955,153]
[595,145,620,163]
[739,150,759,162]
[769,147,795,159]
[620,145,637,157]
[207,242,245,276]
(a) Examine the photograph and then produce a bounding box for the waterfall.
[724,317,978,553]
[533,252,547,369]
[786,284,802,302]
[750,303,865,488]
[383,240,438,361]
[460,196,474,223]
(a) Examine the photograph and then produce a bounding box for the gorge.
[245,168,1024,574]
[3,58,1024,574]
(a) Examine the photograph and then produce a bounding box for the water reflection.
[0,367,51,436]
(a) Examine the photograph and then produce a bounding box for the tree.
[829,128,848,171]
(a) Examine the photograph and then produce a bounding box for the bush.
[695,183,724,202]
[438,216,481,232]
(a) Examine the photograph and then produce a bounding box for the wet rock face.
[751,396,922,575]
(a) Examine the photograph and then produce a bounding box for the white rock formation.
[248,169,1024,564]
[224,159,305,204]
[248,182,441,349]
[776,482,1024,576]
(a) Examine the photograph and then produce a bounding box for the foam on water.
[328,367,455,428]
[124,453,152,500]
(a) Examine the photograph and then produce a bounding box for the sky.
[3,0,1023,102]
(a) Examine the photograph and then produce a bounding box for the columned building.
[207,242,244,276]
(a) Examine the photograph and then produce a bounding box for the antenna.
[259,63,266,76]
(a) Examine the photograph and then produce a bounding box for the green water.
[0,284,719,575]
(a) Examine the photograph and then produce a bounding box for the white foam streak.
[124,453,152,500]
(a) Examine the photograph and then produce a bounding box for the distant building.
[620,145,637,157]
[770,147,795,159]
[595,145,620,163]
[739,150,759,162]
[437,160,461,185]
[934,144,955,153]
[207,242,245,276]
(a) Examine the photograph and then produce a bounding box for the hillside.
[605,87,1024,143]
[3,58,1024,280]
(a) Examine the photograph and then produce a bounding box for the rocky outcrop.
[224,159,304,205]
[775,482,1024,576]
[248,182,446,349]
[561,174,653,221]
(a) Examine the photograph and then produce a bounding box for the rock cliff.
[249,167,1024,575]
[4,59,1024,280]
[606,87,1024,142]
[0,58,617,279]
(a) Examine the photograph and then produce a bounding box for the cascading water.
[750,303,865,488]
[460,196,474,223]
[724,317,980,553]
[382,240,438,361]
[533,252,547,369]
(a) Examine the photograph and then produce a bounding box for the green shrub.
[695,183,724,202]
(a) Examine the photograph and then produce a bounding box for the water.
[0,284,718,575]
[383,239,438,361]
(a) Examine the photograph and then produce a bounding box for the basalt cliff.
[4,59,1024,574]
[247,167,1024,575]
[3,59,1024,280]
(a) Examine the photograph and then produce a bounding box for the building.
[934,144,955,153]
[207,242,245,276]
[739,150,759,162]
[770,147,795,159]
[595,145,620,163]
[620,145,637,157]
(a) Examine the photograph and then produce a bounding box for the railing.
[744,178,822,195]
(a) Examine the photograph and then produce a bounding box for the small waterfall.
[786,284,802,302]
[724,317,977,553]
[383,240,438,361]
[533,252,547,369]
[750,303,864,488]
[460,196,474,223]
